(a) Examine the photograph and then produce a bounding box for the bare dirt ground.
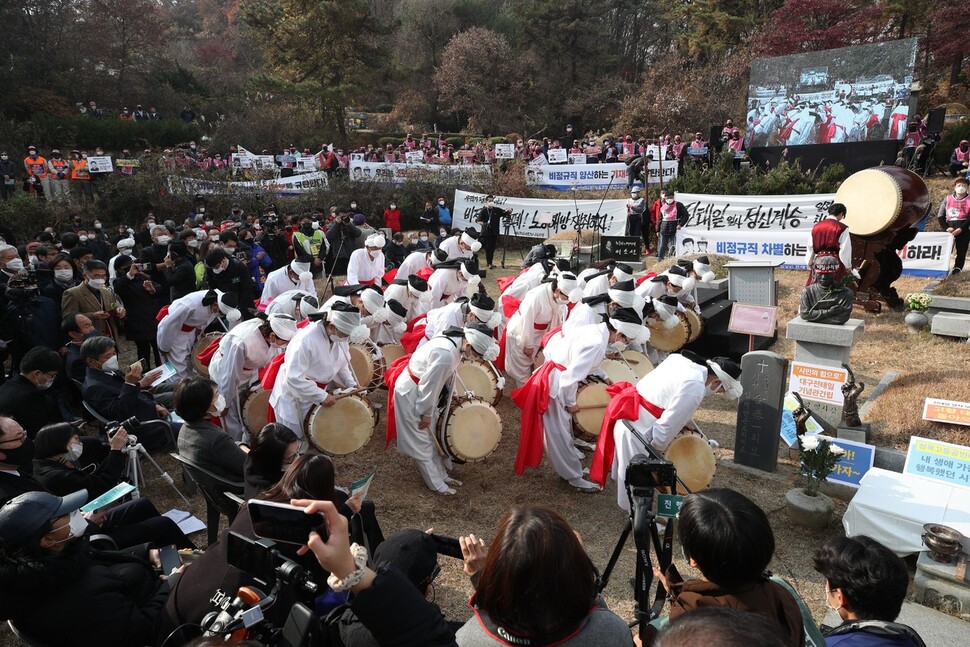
[7,239,969,646]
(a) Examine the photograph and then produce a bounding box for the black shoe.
[488,264,496,269]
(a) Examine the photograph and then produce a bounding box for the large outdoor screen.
[745,38,918,148]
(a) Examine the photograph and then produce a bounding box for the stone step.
[931,312,970,339]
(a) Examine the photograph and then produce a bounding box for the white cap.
[267,313,298,341]
[609,317,650,345]
[360,288,389,323]
[464,326,500,362]
[365,233,386,249]
[460,231,482,253]
[117,237,135,250]
[328,308,369,344]
[291,260,311,275]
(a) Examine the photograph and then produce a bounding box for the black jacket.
[327,222,362,260]
[0,470,45,506]
[82,367,160,423]
[475,205,510,237]
[0,541,172,647]
[113,273,164,341]
[175,419,246,482]
[204,258,255,317]
[0,374,63,438]
[0,159,17,181]
[33,446,126,499]
[139,243,172,296]
[165,257,197,301]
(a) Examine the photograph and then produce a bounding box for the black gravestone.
[600,236,641,262]
[734,350,789,472]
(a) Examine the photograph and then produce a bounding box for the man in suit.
[0,347,65,438]
[80,336,172,451]
[61,260,126,341]
[0,416,43,501]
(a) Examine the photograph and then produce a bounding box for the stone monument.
[734,350,789,472]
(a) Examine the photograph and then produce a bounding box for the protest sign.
[452,190,627,239]
[677,192,834,231]
[494,143,515,159]
[170,170,329,197]
[86,156,114,173]
[405,151,424,164]
[546,148,568,163]
[526,161,676,190]
[568,153,587,165]
[827,438,875,488]
[349,160,491,185]
[903,437,970,489]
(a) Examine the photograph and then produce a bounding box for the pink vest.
[956,148,969,162]
[623,142,636,155]
[945,195,970,223]
[660,202,678,221]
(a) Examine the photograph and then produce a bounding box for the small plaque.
[903,436,970,490]
[600,236,641,262]
[657,493,685,518]
[923,398,970,427]
[728,304,777,337]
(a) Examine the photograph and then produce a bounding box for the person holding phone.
[112,255,164,369]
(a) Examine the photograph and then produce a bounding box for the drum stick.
[454,370,472,398]
[573,404,608,412]
[331,388,369,401]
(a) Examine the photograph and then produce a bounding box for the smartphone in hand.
[248,500,329,545]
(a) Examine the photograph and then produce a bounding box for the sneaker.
[488,264,496,269]
[568,477,600,492]
[574,438,596,450]
[445,477,463,487]
[438,487,457,495]
[574,448,585,460]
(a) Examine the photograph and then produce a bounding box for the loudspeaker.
[926,107,946,133]
[710,125,724,152]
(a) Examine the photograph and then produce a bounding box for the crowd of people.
[0,194,929,646]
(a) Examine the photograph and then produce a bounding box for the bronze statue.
[791,391,812,437]
[841,363,866,428]
[800,256,854,325]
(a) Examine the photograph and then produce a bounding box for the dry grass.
[933,271,970,298]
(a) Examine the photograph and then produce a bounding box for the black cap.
[611,307,642,325]
[469,292,495,310]
[387,299,408,318]
[334,284,367,297]
[408,276,428,291]
[0,490,88,546]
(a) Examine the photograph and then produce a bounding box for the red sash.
[496,273,520,293]
[400,322,427,355]
[383,269,398,284]
[383,354,413,447]
[540,326,562,348]
[404,312,427,334]
[416,266,434,281]
[635,272,657,286]
[155,305,170,322]
[590,383,664,487]
[195,336,223,367]
[501,295,521,319]
[495,325,508,371]
[259,353,287,422]
[510,362,565,475]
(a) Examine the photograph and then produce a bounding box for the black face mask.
[1,437,35,470]
[301,224,312,234]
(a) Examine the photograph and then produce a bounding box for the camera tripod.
[500,218,523,269]
[121,433,192,507]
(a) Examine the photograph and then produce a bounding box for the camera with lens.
[106,416,140,446]
[5,269,41,300]
[262,215,279,230]
[625,452,676,491]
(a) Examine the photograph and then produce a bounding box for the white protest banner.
[170,170,329,197]
[255,155,276,170]
[526,161,676,190]
[86,156,114,173]
[676,229,952,277]
[676,192,835,231]
[528,153,548,167]
[349,160,491,185]
[452,190,627,239]
[295,156,318,173]
[568,153,587,165]
[405,150,424,164]
[546,148,568,164]
[494,143,515,159]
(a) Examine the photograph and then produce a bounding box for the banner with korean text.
[452,190,628,239]
[349,160,491,185]
[169,170,329,197]
[526,161,677,190]
[674,192,952,277]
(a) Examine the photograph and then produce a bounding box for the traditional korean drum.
[381,343,407,366]
[240,385,271,436]
[664,427,716,495]
[599,358,638,385]
[191,332,223,377]
[304,395,377,456]
[437,398,502,463]
[620,350,653,379]
[684,310,705,343]
[835,166,930,237]
[349,341,384,392]
[572,378,611,441]
[457,359,504,405]
[648,312,691,353]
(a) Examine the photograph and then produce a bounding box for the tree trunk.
[950,53,965,91]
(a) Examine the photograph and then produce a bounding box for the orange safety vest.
[49,159,68,180]
[24,156,47,179]
[71,159,90,180]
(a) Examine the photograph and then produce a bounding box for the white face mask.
[54,268,74,282]
[187,239,199,248]
[88,278,105,289]
[211,235,220,242]
[957,187,968,195]
[28,255,38,266]
[197,207,205,214]
[311,221,320,230]
[212,261,227,274]
[51,510,88,544]
[665,198,674,204]
[94,223,102,229]
[610,340,627,353]
[101,355,120,372]
[205,220,214,227]
[156,235,171,245]
[420,235,429,242]
[438,201,445,206]
[5,258,23,273]
[79,235,89,243]
[67,442,84,462]
[210,393,227,415]
[350,203,357,209]
[390,204,396,209]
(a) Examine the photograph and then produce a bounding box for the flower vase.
[904,310,929,333]
[785,488,834,530]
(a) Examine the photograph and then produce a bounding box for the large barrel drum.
[835,166,930,237]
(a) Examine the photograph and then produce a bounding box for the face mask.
[211,394,227,415]
[36,373,55,390]
[957,187,968,195]
[420,236,429,242]
[439,230,447,237]
[54,268,74,282]
[350,203,357,209]
[67,442,83,462]
[205,220,214,227]
[224,246,236,254]
[211,235,220,242]
[213,262,227,274]
[610,340,627,353]
[101,355,120,371]
[486,201,493,206]
[51,510,88,544]
[187,239,199,248]
[120,248,133,257]
[0,156,6,160]
[438,201,445,206]
[157,235,171,245]
[0,437,34,469]
[705,382,725,397]
[94,223,102,229]
[5,258,23,273]
[28,255,38,266]
[390,204,396,210]
[197,207,205,214]
[79,235,89,243]
[665,198,674,204]
[88,278,105,290]
[409,237,418,244]
[311,221,320,230]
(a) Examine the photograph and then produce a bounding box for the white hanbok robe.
[428,268,466,309]
[541,323,609,480]
[209,318,278,442]
[421,301,466,348]
[156,290,219,376]
[346,248,385,285]
[396,252,430,282]
[392,335,462,492]
[504,283,564,386]
[261,266,315,305]
[264,289,314,319]
[268,321,357,440]
[439,236,472,262]
[612,353,707,510]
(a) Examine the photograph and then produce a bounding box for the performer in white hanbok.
[372,299,409,345]
[209,313,298,442]
[438,226,481,261]
[260,256,315,306]
[500,273,579,387]
[157,289,240,376]
[422,293,500,346]
[320,284,390,329]
[427,259,481,308]
[346,233,386,285]
[264,289,318,320]
[395,250,433,283]
[384,275,431,321]
[266,302,369,442]
[387,324,499,494]
[591,350,742,510]
[513,308,650,492]
[636,264,696,311]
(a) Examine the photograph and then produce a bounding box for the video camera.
[5,269,45,301]
[107,416,141,447]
